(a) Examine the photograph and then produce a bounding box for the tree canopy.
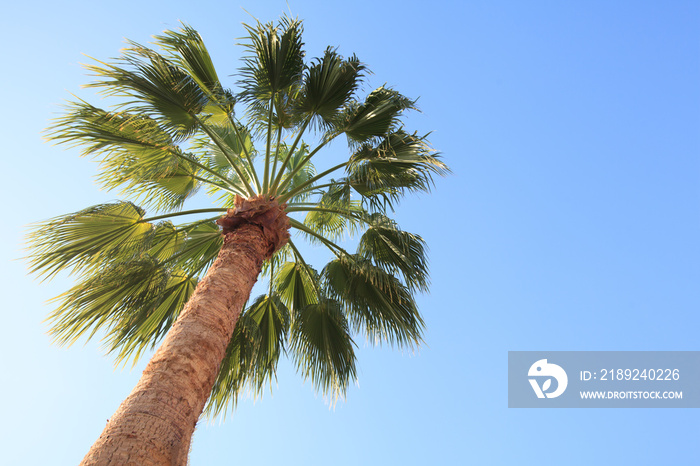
[26,16,448,418]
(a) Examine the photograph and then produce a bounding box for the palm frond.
[32,211,222,363]
[274,142,315,202]
[205,293,290,417]
[164,221,223,276]
[238,16,305,103]
[244,294,290,389]
[346,130,448,209]
[46,101,232,210]
[25,203,224,281]
[273,261,318,311]
[297,47,366,127]
[323,256,424,348]
[288,218,350,257]
[145,221,186,261]
[202,304,259,418]
[290,298,357,400]
[47,258,196,365]
[302,182,364,241]
[191,120,256,184]
[85,43,209,140]
[109,269,197,365]
[357,214,430,292]
[47,101,173,153]
[338,86,416,145]
[26,202,151,279]
[106,158,202,212]
[260,244,292,278]
[155,26,239,130]
[154,24,224,99]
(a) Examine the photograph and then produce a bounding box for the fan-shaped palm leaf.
[302,182,364,241]
[290,298,357,398]
[274,260,318,311]
[46,102,241,209]
[85,44,209,140]
[297,47,365,125]
[238,17,305,102]
[339,86,416,144]
[357,214,430,292]
[206,293,290,416]
[347,130,449,209]
[26,202,150,279]
[323,256,424,348]
[48,258,197,365]
[154,24,223,98]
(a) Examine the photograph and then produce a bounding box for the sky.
[2,0,699,464]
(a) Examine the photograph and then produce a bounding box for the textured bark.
[81,197,288,465]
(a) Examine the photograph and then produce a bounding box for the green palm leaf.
[191,120,257,201]
[297,47,365,125]
[275,143,315,202]
[33,213,223,366]
[146,221,185,261]
[26,203,224,281]
[346,130,448,209]
[323,256,424,348]
[194,121,255,174]
[274,261,318,311]
[238,16,305,102]
[46,102,211,210]
[26,202,151,279]
[290,298,357,398]
[302,182,364,241]
[204,308,259,417]
[358,214,430,292]
[164,221,222,276]
[109,269,197,364]
[48,258,196,365]
[154,24,223,98]
[85,44,208,140]
[339,86,416,144]
[246,294,290,382]
[206,293,290,417]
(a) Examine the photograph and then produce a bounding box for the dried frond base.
[216,195,290,256]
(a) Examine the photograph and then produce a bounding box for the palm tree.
[27,16,447,465]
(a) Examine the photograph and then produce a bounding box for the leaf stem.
[191,175,244,197]
[275,130,342,195]
[285,205,366,222]
[288,218,351,258]
[270,117,311,193]
[269,123,283,192]
[142,208,228,223]
[277,161,348,204]
[194,115,256,195]
[227,114,261,192]
[262,95,276,193]
[287,239,322,297]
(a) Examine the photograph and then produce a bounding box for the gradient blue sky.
[2,1,699,465]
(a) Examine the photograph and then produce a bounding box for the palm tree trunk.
[80,206,286,465]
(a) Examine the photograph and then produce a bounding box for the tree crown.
[27,16,448,418]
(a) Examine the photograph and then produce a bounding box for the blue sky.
[2,1,699,464]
